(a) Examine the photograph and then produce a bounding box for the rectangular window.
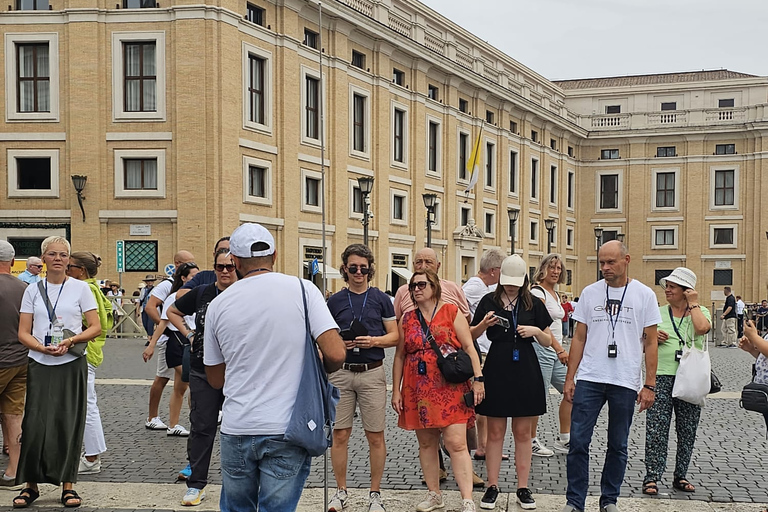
[713,269,733,286]
[124,42,156,112]
[600,174,619,209]
[305,76,319,140]
[715,144,736,155]
[714,170,735,206]
[713,227,734,245]
[246,3,264,25]
[655,269,673,286]
[123,0,155,7]
[605,105,621,114]
[485,142,494,187]
[602,230,618,242]
[459,98,468,113]
[566,269,572,286]
[655,229,675,246]
[601,149,619,160]
[566,227,573,247]
[393,195,404,220]
[656,146,676,157]
[428,121,439,173]
[458,133,468,180]
[549,165,557,204]
[530,130,538,142]
[351,50,366,69]
[509,151,518,194]
[124,241,158,273]
[353,93,366,152]
[393,68,405,86]
[352,186,363,214]
[567,171,574,209]
[510,120,518,133]
[531,159,539,199]
[247,54,265,125]
[427,84,439,101]
[17,0,49,9]
[550,138,557,150]
[124,158,158,190]
[461,206,470,226]
[393,108,405,163]
[303,29,319,49]
[655,172,676,208]
[248,165,267,198]
[661,102,677,111]
[16,43,49,113]
[485,110,494,124]
[530,221,538,242]
[567,146,574,157]
[16,158,51,190]
[305,177,320,206]
[484,212,494,235]
[719,98,735,108]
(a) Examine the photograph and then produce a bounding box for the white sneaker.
[167,424,190,436]
[328,488,348,512]
[78,455,101,474]
[181,487,206,506]
[531,438,554,457]
[553,439,570,453]
[462,499,476,512]
[416,491,444,512]
[368,491,385,512]
[145,416,168,430]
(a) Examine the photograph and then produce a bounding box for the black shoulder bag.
[740,363,768,435]
[417,309,474,383]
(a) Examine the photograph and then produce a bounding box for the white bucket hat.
[659,267,697,290]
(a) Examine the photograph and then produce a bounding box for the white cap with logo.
[499,254,527,287]
[229,223,275,258]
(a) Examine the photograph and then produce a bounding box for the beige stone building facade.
[1,0,767,305]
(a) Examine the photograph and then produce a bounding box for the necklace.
[244,268,271,277]
[503,291,518,311]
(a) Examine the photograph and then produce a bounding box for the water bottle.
[52,323,63,347]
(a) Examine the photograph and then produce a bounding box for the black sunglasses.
[214,264,236,272]
[408,281,429,291]
[346,265,370,275]
[67,264,83,270]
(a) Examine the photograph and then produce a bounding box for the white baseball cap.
[499,254,527,287]
[229,223,275,258]
[659,267,697,290]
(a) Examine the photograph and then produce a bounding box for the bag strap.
[417,309,442,358]
[37,280,57,324]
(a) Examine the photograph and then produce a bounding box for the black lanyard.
[605,281,629,343]
[347,287,369,323]
[416,304,438,349]
[667,306,689,348]
[44,278,66,327]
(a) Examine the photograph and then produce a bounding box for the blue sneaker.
[178,464,191,480]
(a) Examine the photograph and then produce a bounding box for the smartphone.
[492,314,510,329]
[463,391,475,408]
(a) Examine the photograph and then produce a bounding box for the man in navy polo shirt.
[326,244,398,512]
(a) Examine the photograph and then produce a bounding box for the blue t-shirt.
[327,287,395,364]
[181,270,216,290]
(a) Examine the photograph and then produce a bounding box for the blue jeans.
[219,433,311,512]
[566,380,637,511]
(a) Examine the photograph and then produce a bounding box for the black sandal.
[12,488,39,509]
[673,477,695,493]
[642,481,658,496]
[61,489,82,508]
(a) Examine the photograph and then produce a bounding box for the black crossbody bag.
[417,309,474,383]
[740,363,768,435]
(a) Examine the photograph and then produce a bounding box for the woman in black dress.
[470,255,553,510]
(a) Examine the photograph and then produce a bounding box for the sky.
[419,0,768,81]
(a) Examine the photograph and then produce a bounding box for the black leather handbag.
[417,310,474,384]
[740,364,768,435]
[709,371,722,394]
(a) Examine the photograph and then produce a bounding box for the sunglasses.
[31,264,44,268]
[214,264,236,272]
[346,265,370,275]
[408,281,429,291]
[67,264,83,270]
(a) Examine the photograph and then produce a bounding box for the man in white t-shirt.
[562,241,660,512]
[736,295,746,338]
[204,223,345,512]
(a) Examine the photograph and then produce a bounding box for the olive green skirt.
[16,357,87,485]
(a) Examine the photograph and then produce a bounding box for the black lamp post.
[545,218,555,254]
[357,176,374,247]
[422,193,437,248]
[71,175,88,222]
[507,208,520,255]
[594,226,603,281]
[617,233,625,243]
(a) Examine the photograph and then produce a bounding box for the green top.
[657,304,711,376]
[84,278,111,368]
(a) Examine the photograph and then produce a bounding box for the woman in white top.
[14,237,101,508]
[529,253,573,456]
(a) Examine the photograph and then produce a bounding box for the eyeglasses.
[67,264,83,270]
[214,264,236,272]
[346,265,370,275]
[408,281,429,291]
[30,264,44,269]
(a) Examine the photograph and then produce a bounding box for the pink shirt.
[394,279,470,322]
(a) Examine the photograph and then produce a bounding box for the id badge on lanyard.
[605,282,628,358]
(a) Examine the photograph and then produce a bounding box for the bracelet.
[186,331,195,339]
[688,304,700,310]
[643,384,656,393]
[556,350,565,355]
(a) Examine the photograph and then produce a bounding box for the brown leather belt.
[342,360,383,372]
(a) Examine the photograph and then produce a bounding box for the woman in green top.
[642,267,711,496]
[66,252,111,475]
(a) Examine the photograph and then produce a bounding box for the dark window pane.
[605,105,621,114]
[248,166,266,197]
[719,98,734,108]
[352,187,363,213]
[353,94,366,152]
[428,122,438,172]
[16,158,51,189]
[246,3,264,25]
[393,109,405,163]
[661,102,677,111]
[125,241,158,272]
[713,228,733,245]
[303,29,318,49]
[305,76,319,139]
[655,269,673,285]
[458,133,468,179]
[713,269,733,286]
[600,174,618,209]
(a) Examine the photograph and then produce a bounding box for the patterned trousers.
[643,374,701,483]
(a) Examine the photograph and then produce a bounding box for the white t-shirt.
[161,292,195,332]
[571,279,662,392]
[463,276,496,353]
[149,279,172,302]
[531,285,564,344]
[736,299,746,315]
[20,278,98,366]
[204,273,339,436]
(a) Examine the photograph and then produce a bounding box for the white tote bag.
[671,340,711,406]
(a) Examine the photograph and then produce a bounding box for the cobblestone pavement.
[1,337,765,509]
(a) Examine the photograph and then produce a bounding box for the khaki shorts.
[329,365,386,432]
[0,364,27,415]
[156,339,174,379]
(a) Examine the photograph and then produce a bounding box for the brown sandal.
[642,481,658,495]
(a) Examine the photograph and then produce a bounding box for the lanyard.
[503,292,519,341]
[667,306,689,348]
[605,281,629,342]
[347,287,370,322]
[416,304,438,349]
[45,278,66,327]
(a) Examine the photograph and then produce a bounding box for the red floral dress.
[398,303,475,430]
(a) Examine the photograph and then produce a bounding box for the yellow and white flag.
[464,125,484,194]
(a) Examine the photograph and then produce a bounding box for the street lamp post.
[422,193,437,248]
[594,226,603,281]
[507,208,520,255]
[357,176,374,247]
[544,218,555,254]
[616,233,625,243]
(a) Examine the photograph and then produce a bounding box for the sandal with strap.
[673,477,695,493]
[642,481,658,496]
[61,489,82,508]
[12,488,40,509]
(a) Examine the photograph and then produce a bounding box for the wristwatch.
[643,384,656,393]
[473,376,485,382]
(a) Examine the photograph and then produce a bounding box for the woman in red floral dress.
[392,269,485,512]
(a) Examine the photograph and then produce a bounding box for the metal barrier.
[106,297,146,338]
